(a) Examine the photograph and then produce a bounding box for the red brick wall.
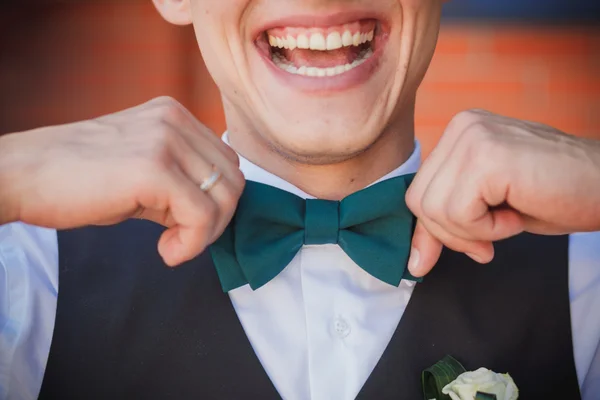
[0,2,201,132]
[1,2,598,159]
[418,24,600,156]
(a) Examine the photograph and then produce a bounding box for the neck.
[227,109,416,201]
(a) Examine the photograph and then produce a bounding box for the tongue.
[281,46,362,68]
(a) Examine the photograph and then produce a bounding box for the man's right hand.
[0,97,245,266]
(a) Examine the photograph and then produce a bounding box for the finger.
[135,207,176,228]
[184,129,243,187]
[164,102,240,166]
[163,117,244,196]
[201,172,241,244]
[418,216,495,264]
[519,216,572,235]
[446,152,523,241]
[408,220,443,277]
[168,132,240,243]
[418,155,524,242]
[446,192,525,242]
[406,112,479,214]
[156,166,218,266]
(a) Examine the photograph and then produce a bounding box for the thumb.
[408,220,443,277]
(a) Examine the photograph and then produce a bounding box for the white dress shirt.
[1,141,600,400]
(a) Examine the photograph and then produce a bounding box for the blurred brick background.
[0,1,599,157]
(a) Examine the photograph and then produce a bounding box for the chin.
[271,141,373,165]
[259,119,384,165]
[204,1,441,165]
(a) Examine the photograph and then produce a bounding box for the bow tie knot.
[304,199,340,245]
[210,175,421,292]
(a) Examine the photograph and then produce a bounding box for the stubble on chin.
[267,139,373,166]
[263,127,389,166]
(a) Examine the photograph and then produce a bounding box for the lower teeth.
[271,48,373,77]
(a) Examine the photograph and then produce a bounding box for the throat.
[227,124,416,201]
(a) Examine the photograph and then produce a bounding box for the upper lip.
[252,10,388,41]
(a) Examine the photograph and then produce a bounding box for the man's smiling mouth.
[256,18,386,79]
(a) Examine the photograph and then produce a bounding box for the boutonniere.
[422,355,519,400]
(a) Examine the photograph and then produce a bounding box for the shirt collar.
[222,132,421,200]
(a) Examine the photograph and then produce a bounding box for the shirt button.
[333,317,351,338]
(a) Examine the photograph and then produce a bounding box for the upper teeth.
[269,30,374,51]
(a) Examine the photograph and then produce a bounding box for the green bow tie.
[210,174,421,292]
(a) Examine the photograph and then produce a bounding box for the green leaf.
[422,355,467,400]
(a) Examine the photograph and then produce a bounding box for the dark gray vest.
[39,220,580,399]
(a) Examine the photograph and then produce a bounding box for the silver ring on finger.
[200,166,222,192]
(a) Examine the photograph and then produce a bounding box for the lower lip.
[257,37,388,94]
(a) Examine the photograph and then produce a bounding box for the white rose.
[441,367,519,400]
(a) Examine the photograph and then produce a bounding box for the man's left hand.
[406,109,600,277]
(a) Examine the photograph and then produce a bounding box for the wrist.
[0,132,25,224]
[577,136,600,230]
[0,126,54,225]
[588,137,600,198]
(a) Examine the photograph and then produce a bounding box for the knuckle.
[455,108,489,123]
[153,96,187,123]
[463,121,490,143]
[435,230,475,254]
[166,105,188,125]
[465,108,491,116]
[405,187,420,214]
[450,110,478,128]
[184,228,211,255]
[228,147,241,165]
[448,109,488,136]
[446,239,475,254]
[444,196,458,220]
[154,122,187,154]
[457,125,495,165]
[156,124,179,143]
[445,199,467,226]
[151,95,180,107]
[219,182,242,211]
[421,196,444,222]
[471,133,500,170]
[230,168,246,190]
[134,163,170,204]
[194,200,218,229]
[421,221,465,254]
[154,128,177,150]
[142,131,179,171]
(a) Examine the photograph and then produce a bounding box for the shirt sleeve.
[569,231,600,399]
[0,223,58,400]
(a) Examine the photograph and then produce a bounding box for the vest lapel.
[357,234,580,399]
